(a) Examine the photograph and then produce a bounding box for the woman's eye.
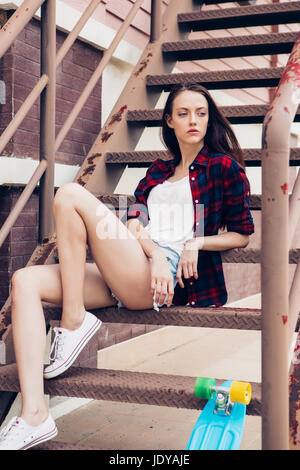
[178,112,187,117]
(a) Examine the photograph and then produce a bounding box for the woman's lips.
[187,129,199,134]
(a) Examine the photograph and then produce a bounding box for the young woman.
[0,83,254,449]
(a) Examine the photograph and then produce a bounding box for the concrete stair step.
[126,104,300,126]
[105,148,300,167]
[41,303,299,332]
[161,32,298,61]
[146,67,285,91]
[178,2,300,31]
[0,363,261,416]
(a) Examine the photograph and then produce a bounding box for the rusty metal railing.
[261,32,300,450]
[0,0,152,245]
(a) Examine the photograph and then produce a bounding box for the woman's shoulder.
[207,150,245,174]
[146,157,174,174]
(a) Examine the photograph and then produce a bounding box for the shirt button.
[191,301,195,305]
[196,222,199,226]
[191,177,195,181]
[190,166,194,170]
[195,199,199,203]
[190,281,193,285]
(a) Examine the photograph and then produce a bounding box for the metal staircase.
[0,0,299,450]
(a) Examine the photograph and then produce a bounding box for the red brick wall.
[0,186,39,307]
[0,14,102,166]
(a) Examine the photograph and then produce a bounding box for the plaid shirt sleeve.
[222,158,254,235]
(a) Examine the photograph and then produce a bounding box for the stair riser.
[164,43,294,61]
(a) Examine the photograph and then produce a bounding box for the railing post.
[39,0,56,243]
[150,0,162,42]
[261,33,300,450]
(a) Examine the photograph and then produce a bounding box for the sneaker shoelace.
[0,417,27,444]
[49,327,67,362]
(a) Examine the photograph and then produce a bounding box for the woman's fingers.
[152,278,174,307]
[166,279,174,307]
[176,260,198,287]
[176,265,185,288]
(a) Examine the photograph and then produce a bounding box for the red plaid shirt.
[122,145,254,307]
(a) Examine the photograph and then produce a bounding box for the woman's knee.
[53,182,83,213]
[11,268,35,303]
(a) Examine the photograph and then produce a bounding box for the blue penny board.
[186,380,246,450]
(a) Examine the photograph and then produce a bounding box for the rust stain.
[280,183,288,195]
[76,162,98,186]
[87,153,102,165]
[81,164,96,177]
[134,52,153,77]
[77,177,86,187]
[101,131,113,143]
[108,105,128,127]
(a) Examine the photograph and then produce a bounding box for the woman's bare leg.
[11,263,117,426]
[11,181,155,426]
[53,183,155,323]
[53,183,92,330]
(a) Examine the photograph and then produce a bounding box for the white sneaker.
[0,414,58,450]
[44,311,101,379]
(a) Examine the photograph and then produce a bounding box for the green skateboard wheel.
[194,377,216,400]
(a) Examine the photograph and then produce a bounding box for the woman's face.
[166,90,209,151]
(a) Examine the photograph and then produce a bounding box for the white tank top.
[144,175,194,256]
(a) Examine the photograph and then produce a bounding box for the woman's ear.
[165,113,174,129]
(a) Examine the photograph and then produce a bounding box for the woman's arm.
[125,218,174,307]
[125,218,164,258]
[186,232,250,251]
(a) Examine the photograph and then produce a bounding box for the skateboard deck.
[186,379,251,450]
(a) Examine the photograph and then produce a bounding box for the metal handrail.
[55,0,101,68]
[54,0,145,152]
[0,0,150,246]
[0,160,48,247]
[0,0,44,59]
[0,74,49,155]
[261,31,300,450]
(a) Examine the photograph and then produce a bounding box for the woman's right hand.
[150,248,174,308]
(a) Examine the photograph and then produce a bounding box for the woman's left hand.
[176,238,200,288]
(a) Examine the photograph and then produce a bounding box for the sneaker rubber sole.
[21,425,58,450]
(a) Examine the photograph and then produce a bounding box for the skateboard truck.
[194,377,251,417]
[214,386,233,416]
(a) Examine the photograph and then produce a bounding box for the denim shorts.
[110,241,180,310]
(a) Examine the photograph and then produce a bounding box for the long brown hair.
[161,83,245,168]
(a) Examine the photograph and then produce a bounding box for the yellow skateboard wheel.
[229,381,251,405]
